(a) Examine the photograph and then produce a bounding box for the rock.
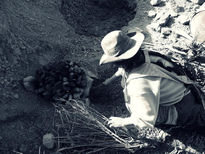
[148,23,161,32]
[191,0,204,5]
[187,49,195,59]
[23,76,36,92]
[173,40,190,51]
[177,15,190,25]
[169,10,179,17]
[158,13,171,27]
[197,2,205,12]
[148,10,157,18]
[0,136,2,140]
[43,133,55,149]
[13,94,19,99]
[150,0,162,6]
[161,28,172,36]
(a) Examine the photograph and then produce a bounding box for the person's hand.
[102,79,110,85]
[108,117,126,128]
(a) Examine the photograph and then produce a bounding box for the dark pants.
[175,91,205,127]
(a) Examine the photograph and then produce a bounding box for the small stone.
[187,49,195,59]
[14,94,19,99]
[177,15,190,25]
[23,76,36,92]
[177,7,184,13]
[161,28,172,36]
[43,133,55,149]
[148,10,157,18]
[173,40,190,51]
[197,2,205,12]
[191,0,204,5]
[149,23,161,32]
[158,13,171,27]
[0,136,2,140]
[150,0,162,6]
[170,10,178,17]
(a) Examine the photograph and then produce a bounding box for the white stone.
[150,0,161,6]
[148,10,157,18]
[161,28,172,36]
[43,133,55,149]
[158,13,171,27]
[177,15,190,25]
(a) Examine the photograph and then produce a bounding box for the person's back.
[99,30,205,129]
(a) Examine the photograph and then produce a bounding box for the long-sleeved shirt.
[125,76,187,126]
[121,50,194,127]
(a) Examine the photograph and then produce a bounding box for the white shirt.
[125,76,187,126]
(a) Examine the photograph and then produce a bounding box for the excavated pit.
[60,0,137,36]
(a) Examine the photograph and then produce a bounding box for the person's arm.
[108,76,161,129]
[102,67,124,85]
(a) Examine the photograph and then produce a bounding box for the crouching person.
[99,30,205,129]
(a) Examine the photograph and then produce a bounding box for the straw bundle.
[53,99,168,153]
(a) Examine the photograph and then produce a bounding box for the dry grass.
[51,99,201,153]
[52,99,170,153]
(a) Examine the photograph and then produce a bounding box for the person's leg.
[175,91,205,127]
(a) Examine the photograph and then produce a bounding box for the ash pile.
[23,61,94,102]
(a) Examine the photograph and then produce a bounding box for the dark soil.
[61,0,136,36]
[0,0,137,153]
[0,0,205,153]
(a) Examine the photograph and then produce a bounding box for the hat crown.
[101,30,131,57]
[99,30,144,65]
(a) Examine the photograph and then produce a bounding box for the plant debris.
[52,99,188,153]
[32,61,88,102]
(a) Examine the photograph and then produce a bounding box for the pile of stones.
[145,0,205,86]
[147,0,205,54]
[24,61,89,102]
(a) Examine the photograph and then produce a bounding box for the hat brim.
[99,32,145,65]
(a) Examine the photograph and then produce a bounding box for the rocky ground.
[0,0,205,153]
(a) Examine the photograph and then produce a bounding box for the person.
[99,30,205,129]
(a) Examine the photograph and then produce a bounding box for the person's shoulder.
[127,76,161,88]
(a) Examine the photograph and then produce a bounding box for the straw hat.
[190,11,205,45]
[99,30,144,65]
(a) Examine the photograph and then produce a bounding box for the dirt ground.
[0,0,205,153]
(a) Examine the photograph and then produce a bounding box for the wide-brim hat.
[99,30,144,65]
